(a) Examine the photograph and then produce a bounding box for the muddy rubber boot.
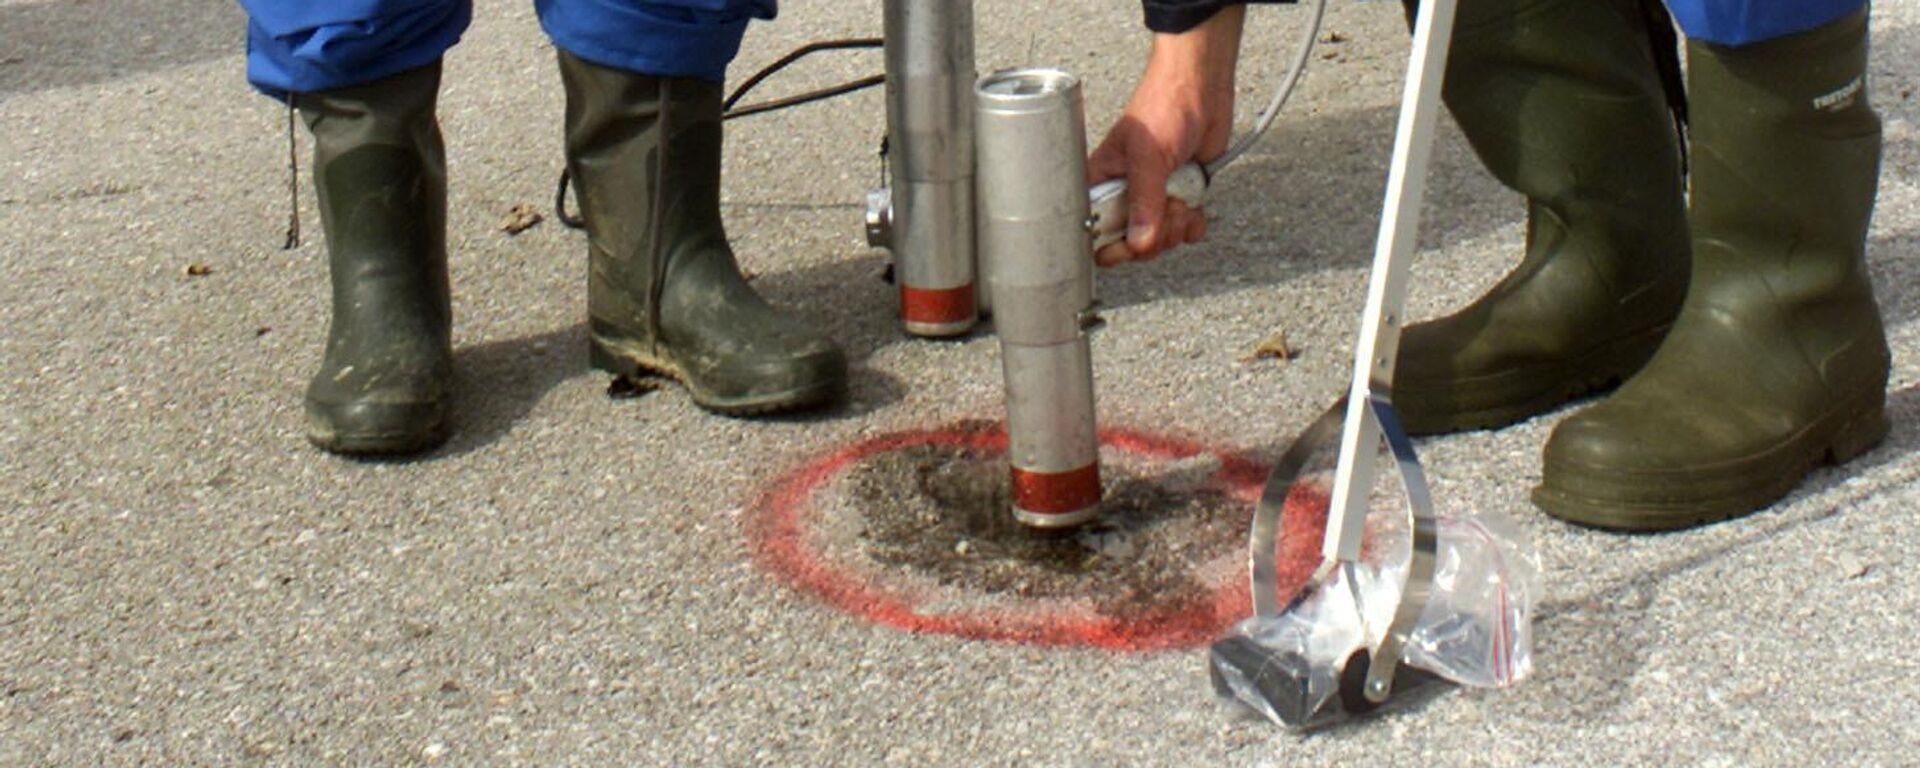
[1535,9,1889,530]
[557,51,847,414]
[1392,0,1691,435]
[299,63,454,455]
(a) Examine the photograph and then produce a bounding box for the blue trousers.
[1666,0,1867,47]
[241,0,777,97]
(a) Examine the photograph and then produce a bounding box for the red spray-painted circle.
[743,423,1323,652]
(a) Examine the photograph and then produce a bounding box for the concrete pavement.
[3,0,1918,764]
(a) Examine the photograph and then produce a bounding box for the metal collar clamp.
[1247,397,1437,705]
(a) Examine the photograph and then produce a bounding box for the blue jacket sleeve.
[1144,0,1294,34]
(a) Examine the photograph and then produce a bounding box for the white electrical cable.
[1208,0,1331,176]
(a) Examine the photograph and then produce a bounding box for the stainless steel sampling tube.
[976,68,1101,529]
[881,0,977,336]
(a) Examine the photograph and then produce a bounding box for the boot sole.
[306,416,450,457]
[1531,395,1888,531]
[1398,322,1670,436]
[590,334,841,416]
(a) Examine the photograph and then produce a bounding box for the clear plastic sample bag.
[1210,494,1539,730]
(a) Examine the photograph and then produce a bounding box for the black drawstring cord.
[555,167,585,229]
[283,94,302,250]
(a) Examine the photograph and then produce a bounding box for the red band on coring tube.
[1010,464,1102,515]
[899,284,977,326]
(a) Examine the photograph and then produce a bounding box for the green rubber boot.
[299,63,453,455]
[1535,9,1890,530]
[557,51,847,414]
[1394,0,1691,435]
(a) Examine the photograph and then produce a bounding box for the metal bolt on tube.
[976,68,1102,529]
[877,0,978,336]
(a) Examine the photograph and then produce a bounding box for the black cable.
[557,37,886,230]
[724,74,885,120]
[724,38,882,113]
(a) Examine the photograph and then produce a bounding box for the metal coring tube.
[880,0,978,336]
[976,68,1103,529]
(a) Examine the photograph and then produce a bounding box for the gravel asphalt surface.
[4,0,1917,764]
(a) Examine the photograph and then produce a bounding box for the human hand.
[1088,7,1243,266]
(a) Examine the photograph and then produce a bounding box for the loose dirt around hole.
[838,442,1248,617]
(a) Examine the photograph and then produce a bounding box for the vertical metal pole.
[882,0,978,337]
[976,68,1102,529]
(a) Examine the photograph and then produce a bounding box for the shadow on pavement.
[1868,230,1920,327]
[744,98,1512,341]
[747,15,1918,364]
[407,318,908,458]
[339,16,1916,462]
[1504,380,1919,723]
[427,323,593,459]
[0,0,244,98]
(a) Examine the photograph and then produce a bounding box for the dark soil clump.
[846,443,1247,616]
